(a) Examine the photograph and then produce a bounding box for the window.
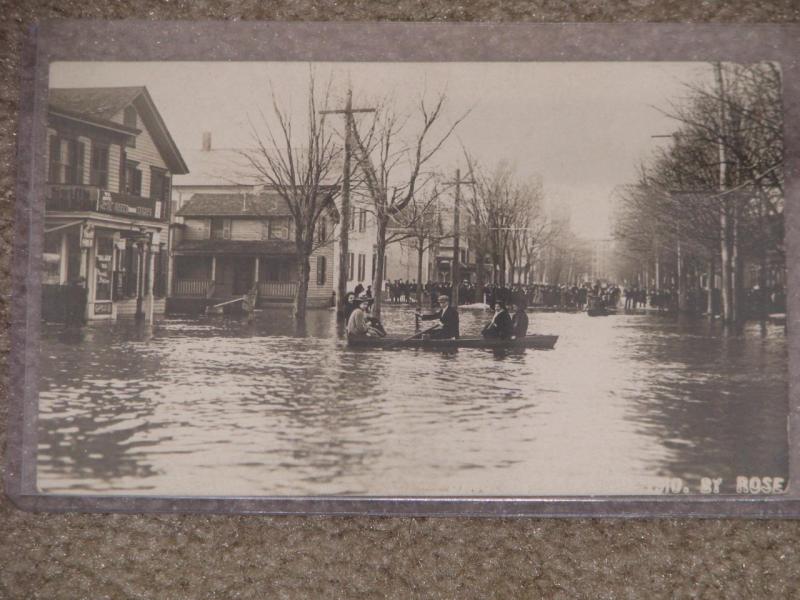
[349,207,356,231]
[316,256,326,286]
[90,144,109,188]
[123,106,138,128]
[124,161,142,196]
[317,217,327,243]
[122,241,141,299]
[358,209,366,232]
[94,235,114,301]
[371,253,377,280]
[357,254,366,282]
[269,218,289,240]
[42,233,62,285]
[123,106,138,147]
[150,168,170,220]
[48,136,83,184]
[153,244,168,298]
[347,252,354,281]
[150,168,169,201]
[210,218,230,240]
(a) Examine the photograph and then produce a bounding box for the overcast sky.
[51,61,712,238]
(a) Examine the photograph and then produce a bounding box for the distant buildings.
[42,87,188,322]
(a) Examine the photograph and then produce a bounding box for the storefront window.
[95,236,114,301]
[42,233,62,285]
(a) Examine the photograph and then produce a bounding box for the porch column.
[211,255,217,281]
[166,230,174,298]
[59,231,68,285]
[147,240,156,323]
[254,256,260,283]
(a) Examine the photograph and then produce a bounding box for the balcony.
[46,184,163,220]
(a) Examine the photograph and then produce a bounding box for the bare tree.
[242,74,342,322]
[349,93,468,318]
[464,159,529,286]
[389,185,450,305]
[613,62,783,321]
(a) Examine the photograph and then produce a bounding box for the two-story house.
[169,191,337,311]
[43,86,189,322]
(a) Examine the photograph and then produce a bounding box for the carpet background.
[2,2,800,598]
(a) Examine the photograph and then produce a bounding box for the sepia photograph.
[34,59,787,498]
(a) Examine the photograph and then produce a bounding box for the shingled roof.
[176,192,293,218]
[48,86,189,175]
[49,87,144,123]
[174,239,296,256]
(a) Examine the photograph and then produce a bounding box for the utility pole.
[445,168,475,307]
[714,62,733,324]
[321,90,375,319]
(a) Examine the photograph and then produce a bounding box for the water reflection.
[37,307,788,496]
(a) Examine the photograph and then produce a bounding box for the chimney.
[201,131,212,152]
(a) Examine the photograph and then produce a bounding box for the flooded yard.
[37,306,788,496]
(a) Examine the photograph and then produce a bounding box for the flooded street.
[37,306,788,496]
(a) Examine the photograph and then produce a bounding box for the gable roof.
[49,87,143,123]
[177,192,293,218]
[173,148,261,187]
[48,86,189,175]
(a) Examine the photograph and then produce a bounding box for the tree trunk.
[707,255,715,317]
[732,204,743,322]
[294,251,311,322]
[416,243,424,306]
[371,217,388,319]
[677,239,688,312]
[654,247,660,292]
[475,251,486,303]
[720,212,733,323]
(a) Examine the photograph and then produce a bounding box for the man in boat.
[511,299,529,338]
[482,300,514,339]
[416,294,459,339]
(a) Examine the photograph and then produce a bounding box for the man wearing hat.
[416,294,459,339]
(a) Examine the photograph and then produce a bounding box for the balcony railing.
[46,184,162,220]
[258,281,298,298]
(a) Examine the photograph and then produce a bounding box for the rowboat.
[347,334,558,350]
[587,307,615,317]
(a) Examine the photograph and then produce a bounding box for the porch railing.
[258,281,298,298]
[174,279,213,297]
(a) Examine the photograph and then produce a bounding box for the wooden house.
[42,86,189,322]
[169,191,336,310]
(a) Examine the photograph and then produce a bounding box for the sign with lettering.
[93,302,112,315]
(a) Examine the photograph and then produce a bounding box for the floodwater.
[37,306,788,496]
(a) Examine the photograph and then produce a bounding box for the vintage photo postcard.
[7,22,800,516]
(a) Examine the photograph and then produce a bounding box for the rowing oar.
[389,323,440,348]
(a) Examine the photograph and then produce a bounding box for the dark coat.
[482,309,514,339]
[511,310,529,337]
[420,305,459,338]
